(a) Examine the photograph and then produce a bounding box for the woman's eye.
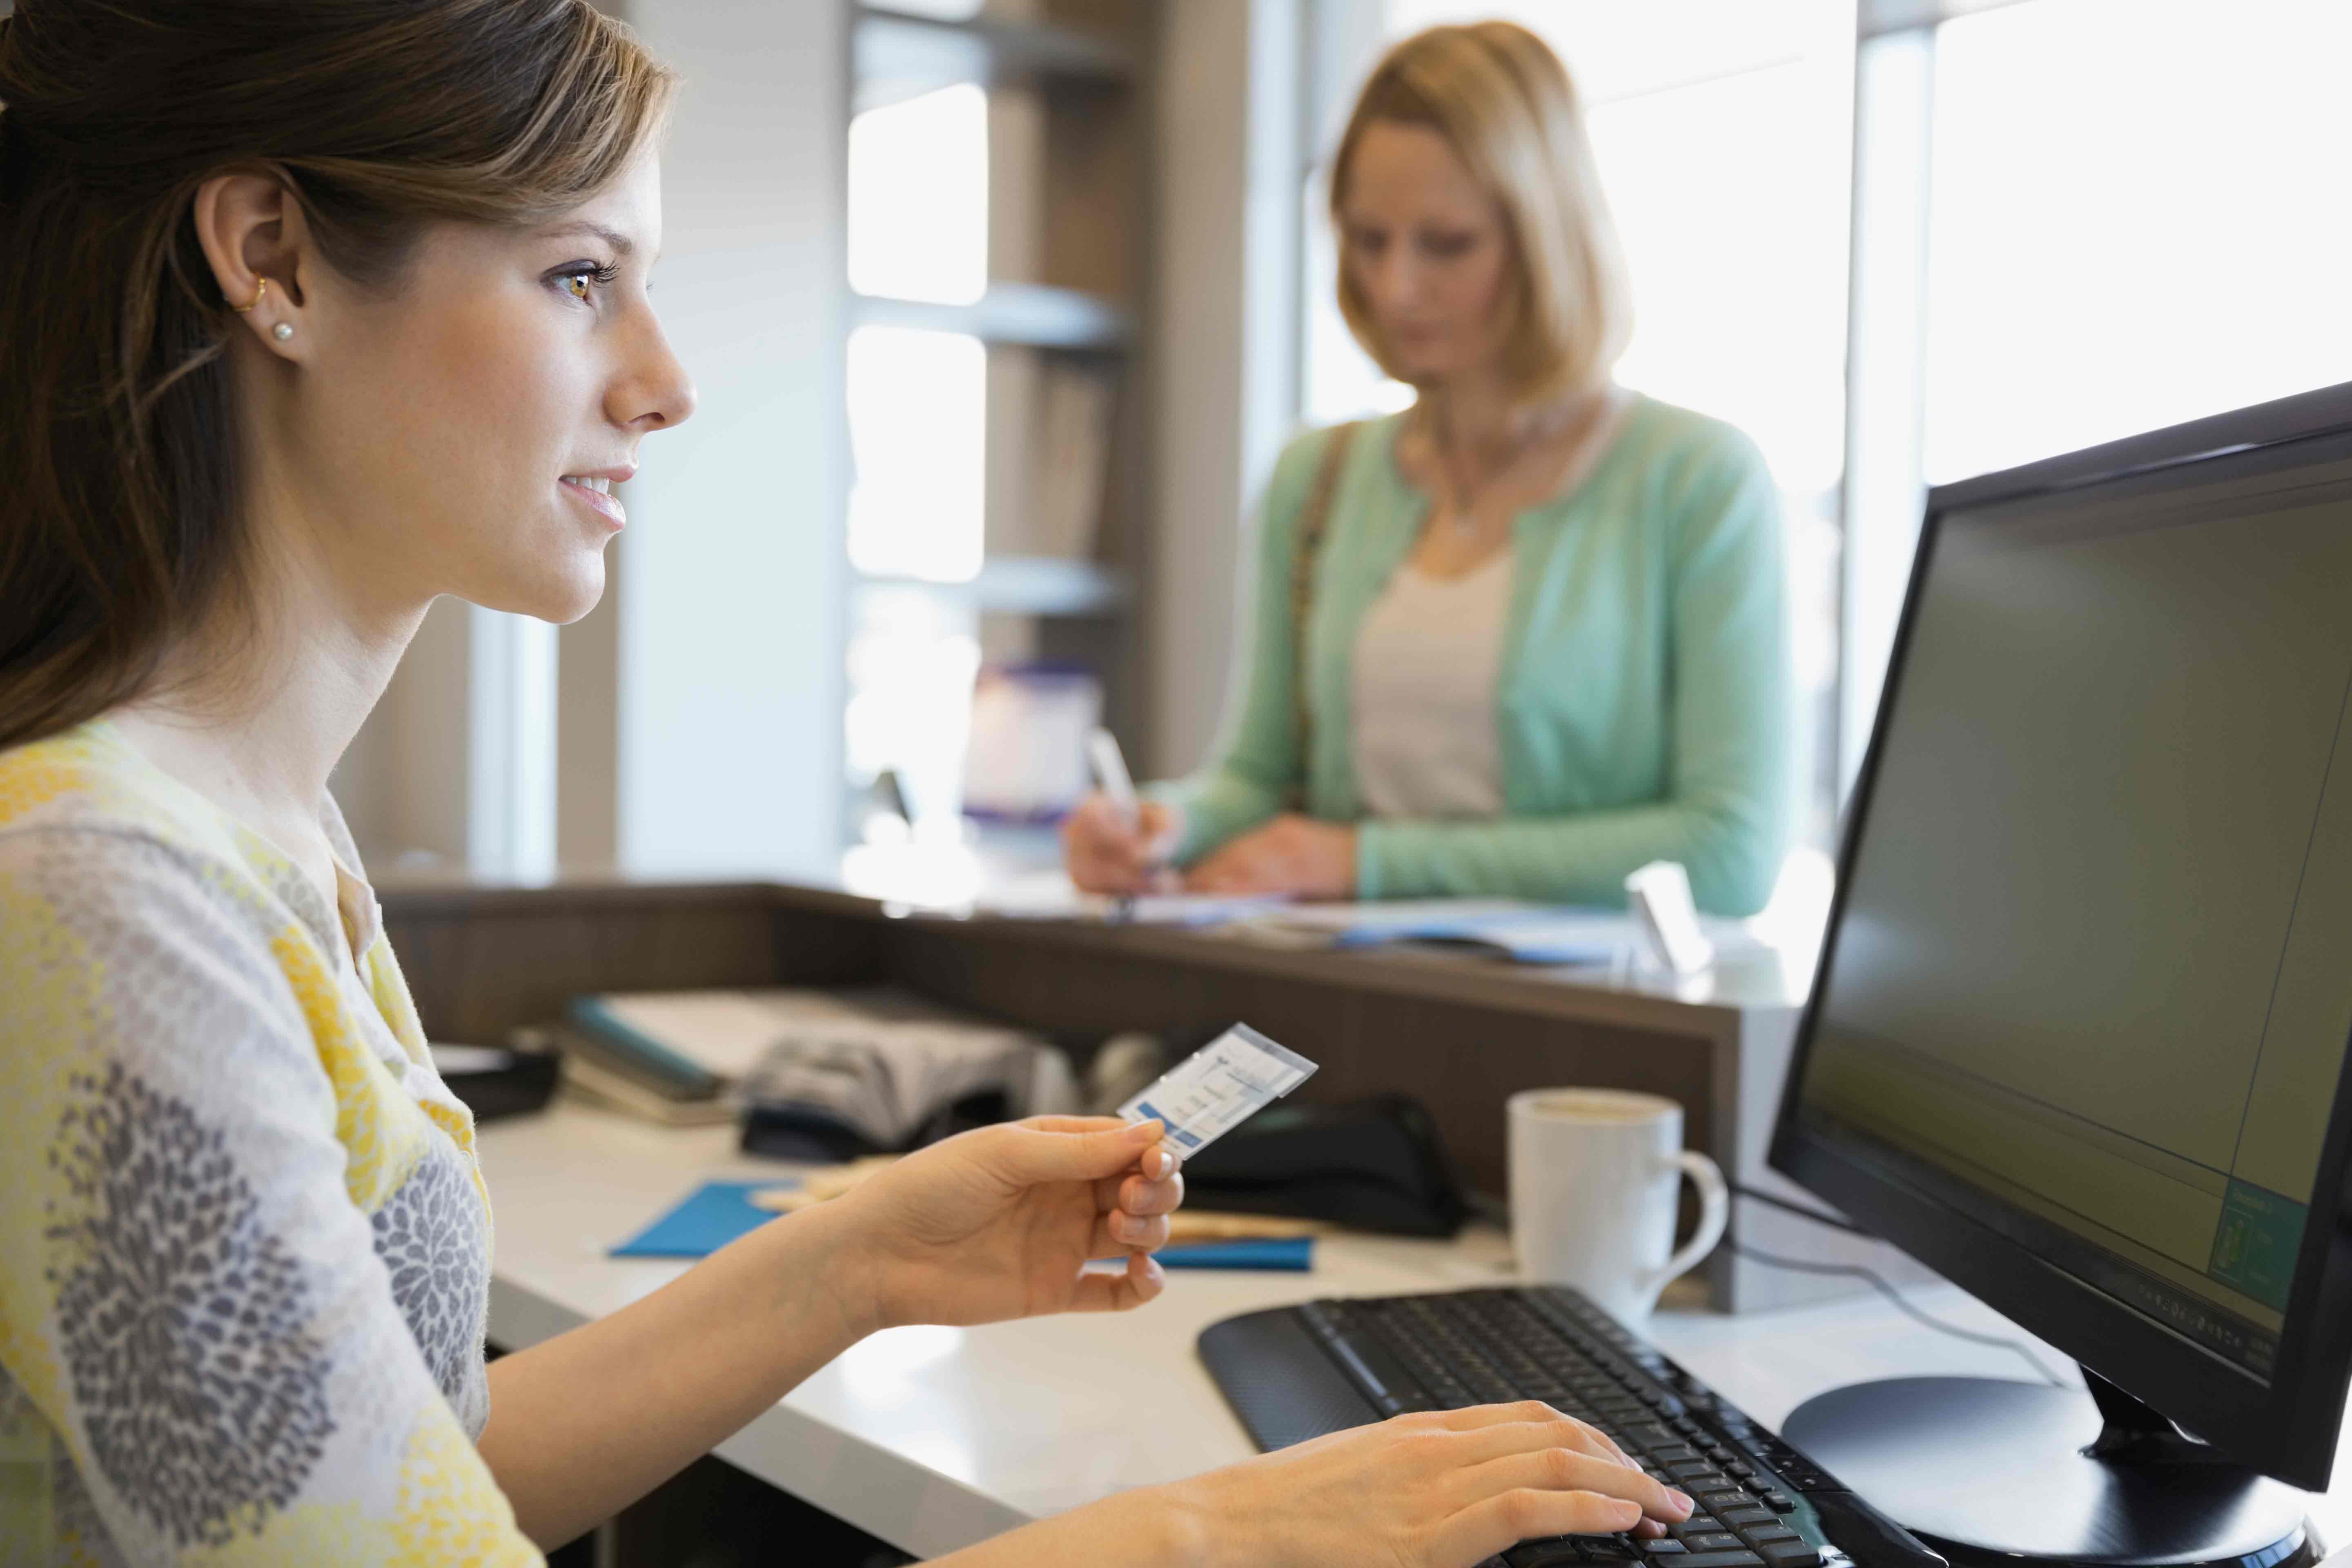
[554,263,619,305]
[1420,231,1476,259]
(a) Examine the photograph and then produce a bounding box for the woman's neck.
[111,480,426,895]
[1414,371,1609,505]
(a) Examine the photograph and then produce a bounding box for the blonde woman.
[0,1,1688,1561]
[1067,22,1791,915]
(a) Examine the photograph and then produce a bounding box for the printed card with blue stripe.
[1118,1023,1316,1155]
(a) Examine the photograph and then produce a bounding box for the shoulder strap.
[1287,420,1362,809]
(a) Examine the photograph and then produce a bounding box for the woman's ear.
[191,173,315,357]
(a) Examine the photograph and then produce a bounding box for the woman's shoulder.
[0,721,280,939]
[1612,393,1772,491]
[0,720,242,859]
[1265,411,1413,512]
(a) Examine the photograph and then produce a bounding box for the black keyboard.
[1198,1287,1945,1568]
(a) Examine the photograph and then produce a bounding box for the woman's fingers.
[1446,1446,1690,1525]
[1097,1210,1171,1252]
[1432,1488,1646,1568]
[1065,1251,1166,1313]
[1423,1400,1581,1433]
[1115,1166,1184,1216]
[1065,796,1160,891]
[1437,1413,1646,1476]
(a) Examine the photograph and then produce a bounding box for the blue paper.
[618,1181,1315,1272]
[1154,1236,1313,1271]
[611,1180,785,1258]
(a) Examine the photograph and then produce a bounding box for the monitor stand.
[1782,1370,2314,1568]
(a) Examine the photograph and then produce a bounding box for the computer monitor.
[1771,381,2352,1567]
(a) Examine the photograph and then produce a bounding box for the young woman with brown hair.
[0,3,1687,1562]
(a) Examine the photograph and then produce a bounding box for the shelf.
[854,8,1136,114]
[857,557,1131,617]
[851,283,1132,351]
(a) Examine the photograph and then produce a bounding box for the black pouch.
[1177,1092,1472,1238]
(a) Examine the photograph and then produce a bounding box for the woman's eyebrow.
[539,220,636,256]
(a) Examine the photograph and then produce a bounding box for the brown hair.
[1330,21,1631,408]
[0,0,676,750]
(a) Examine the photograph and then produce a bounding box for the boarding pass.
[1118,1023,1318,1156]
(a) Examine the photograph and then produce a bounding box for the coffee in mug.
[1507,1088,1728,1322]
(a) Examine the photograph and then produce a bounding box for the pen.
[1087,726,1140,828]
[1087,727,1144,920]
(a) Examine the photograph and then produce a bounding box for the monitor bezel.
[1770,378,2352,1490]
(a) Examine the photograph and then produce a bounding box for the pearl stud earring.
[272,322,294,341]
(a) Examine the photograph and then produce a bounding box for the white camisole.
[1350,548,1514,819]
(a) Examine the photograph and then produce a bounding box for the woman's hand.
[1184,813,1358,898]
[834,1116,1185,1332]
[1065,794,1182,894]
[1165,1403,1694,1565]
[944,1401,1693,1568]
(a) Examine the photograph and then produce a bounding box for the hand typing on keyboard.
[1161,1401,1696,1564]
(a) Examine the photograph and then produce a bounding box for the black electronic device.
[1769,381,2352,1566]
[1199,1286,1944,1568]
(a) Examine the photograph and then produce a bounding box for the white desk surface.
[480,1101,2352,1560]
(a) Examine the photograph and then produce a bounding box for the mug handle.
[1643,1150,1730,1303]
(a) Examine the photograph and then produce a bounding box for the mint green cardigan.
[1155,395,1792,916]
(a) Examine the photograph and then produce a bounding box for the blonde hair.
[1330,21,1631,407]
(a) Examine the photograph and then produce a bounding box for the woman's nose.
[614,310,698,432]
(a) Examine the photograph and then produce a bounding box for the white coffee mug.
[1508,1088,1729,1322]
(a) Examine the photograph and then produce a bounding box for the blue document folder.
[612,1181,1315,1271]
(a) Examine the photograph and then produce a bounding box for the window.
[844,83,993,830]
[1921,0,2352,482]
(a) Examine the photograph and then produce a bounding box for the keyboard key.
[1668,1518,1725,1541]
[1674,1553,1765,1568]
[1754,1544,1822,1568]
[1763,1493,1796,1513]
[1682,1534,1743,1552]
[1642,1543,1689,1556]
[1667,1463,1723,1483]
[1649,1446,1700,1465]
[1698,1491,1757,1512]
[1720,1508,1778,1528]
[1504,1539,1584,1568]
[1739,1526,1799,1545]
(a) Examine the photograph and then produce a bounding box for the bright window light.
[847,326,987,582]
[844,585,981,835]
[848,84,988,306]
[1923,0,2352,484]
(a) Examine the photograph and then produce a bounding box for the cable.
[1724,1203,2076,1389]
[1731,1182,1871,1236]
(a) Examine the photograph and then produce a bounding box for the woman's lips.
[559,475,627,529]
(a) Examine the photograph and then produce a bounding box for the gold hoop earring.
[231,278,270,314]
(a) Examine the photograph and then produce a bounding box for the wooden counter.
[378,874,1911,1311]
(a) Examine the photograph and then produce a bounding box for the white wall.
[1148,0,1305,778]
[610,0,847,877]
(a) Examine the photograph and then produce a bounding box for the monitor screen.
[1788,438,2352,1384]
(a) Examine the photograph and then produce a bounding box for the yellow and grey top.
[0,722,539,1564]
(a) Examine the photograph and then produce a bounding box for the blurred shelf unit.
[853,6,1136,113]
[841,0,1156,831]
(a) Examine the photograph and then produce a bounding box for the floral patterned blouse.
[0,722,539,1564]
